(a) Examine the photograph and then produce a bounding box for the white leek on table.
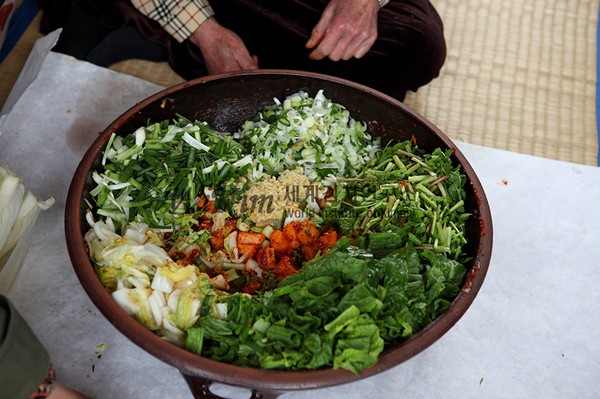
[0,165,55,263]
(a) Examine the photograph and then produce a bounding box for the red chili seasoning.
[479,217,486,238]
[472,186,482,206]
[462,261,480,293]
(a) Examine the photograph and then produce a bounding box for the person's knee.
[408,25,447,89]
[378,1,447,91]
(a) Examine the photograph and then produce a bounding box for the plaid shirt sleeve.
[131,0,215,43]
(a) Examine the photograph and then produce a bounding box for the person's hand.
[48,382,90,399]
[189,18,258,74]
[305,0,380,61]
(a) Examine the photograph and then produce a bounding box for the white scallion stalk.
[0,173,24,252]
[0,191,37,259]
[134,127,146,147]
[0,165,55,264]
[102,133,116,166]
[232,155,253,168]
[182,132,210,151]
[202,160,227,175]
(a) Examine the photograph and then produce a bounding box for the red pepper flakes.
[472,185,482,207]
[411,134,417,146]
[462,261,481,293]
[479,217,486,238]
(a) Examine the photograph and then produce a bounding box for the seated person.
[40,0,446,101]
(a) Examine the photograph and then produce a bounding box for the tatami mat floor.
[405,0,599,166]
[2,0,598,166]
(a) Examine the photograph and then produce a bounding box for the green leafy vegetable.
[184,242,465,375]
[91,118,252,233]
[321,140,470,260]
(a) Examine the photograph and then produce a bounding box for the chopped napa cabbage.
[124,221,151,244]
[151,267,174,293]
[158,318,186,347]
[148,289,167,328]
[85,221,172,290]
[112,287,159,330]
[96,265,119,291]
[152,264,198,294]
[174,274,214,330]
[85,221,120,262]
[167,288,181,314]
[161,264,197,282]
[224,231,238,260]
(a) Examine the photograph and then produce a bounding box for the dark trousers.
[42,0,446,101]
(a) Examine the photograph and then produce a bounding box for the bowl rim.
[64,69,493,391]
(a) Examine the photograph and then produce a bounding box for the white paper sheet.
[0,40,599,399]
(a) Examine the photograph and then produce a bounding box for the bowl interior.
[65,70,492,391]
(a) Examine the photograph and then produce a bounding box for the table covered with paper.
[0,32,599,399]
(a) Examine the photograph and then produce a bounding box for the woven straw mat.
[404,0,599,166]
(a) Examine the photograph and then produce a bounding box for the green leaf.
[338,283,383,315]
[304,333,334,369]
[332,314,384,375]
[324,305,360,336]
[185,328,204,355]
[266,323,301,347]
[367,231,406,258]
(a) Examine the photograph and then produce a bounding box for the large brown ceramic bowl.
[65,70,492,399]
